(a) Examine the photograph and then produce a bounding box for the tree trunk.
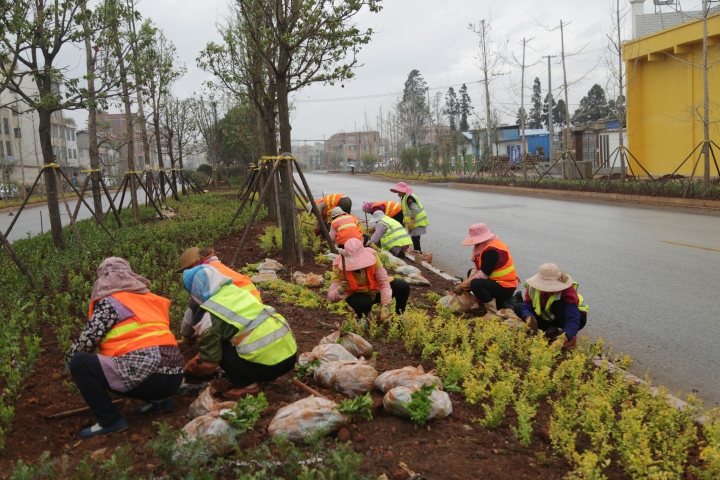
[166,132,179,199]
[703,0,710,190]
[276,70,299,265]
[616,0,626,183]
[83,7,103,215]
[150,80,167,202]
[114,34,139,222]
[38,107,64,248]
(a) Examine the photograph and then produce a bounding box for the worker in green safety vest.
[182,265,297,399]
[390,182,429,253]
[515,263,589,350]
[367,210,413,258]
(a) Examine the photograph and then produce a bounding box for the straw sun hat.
[332,238,377,271]
[525,263,573,292]
[176,247,214,273]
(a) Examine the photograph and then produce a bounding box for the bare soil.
[0,218,637,479]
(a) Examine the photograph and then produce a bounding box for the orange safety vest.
[374,201,402,218]
[208,261,261,300]
[331,214,363,245]
[316,194,346,220]
[89,291,177,357]
[473,238,519,289]
[344,264,381,295]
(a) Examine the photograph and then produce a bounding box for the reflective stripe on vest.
[345,263,381,294]
[378,216,412,249]
[376,201,402,217]
[201,285,297,364]
[401,194,429,227]
[332,214,363,245]
[475,238,518,289]
[529,282,588,322]
[317,194,346,221]
[209,261,261,300]
[95,292,177,357]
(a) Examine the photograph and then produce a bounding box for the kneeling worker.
[330,207,367,247]
[362,200,404,225]
[367,210,413,259]
[307,193,352,232]
[183,265,297,399]
[517,263,589,349]
[327,238,410,326]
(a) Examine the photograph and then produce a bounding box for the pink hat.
[461,223,497,246]
[390,182,412,195]
[332,238,377,271]
[361,202,374,213]
[526,263,573,292]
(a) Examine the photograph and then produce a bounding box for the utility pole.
[560,21,572,158]
[545,55,556,163]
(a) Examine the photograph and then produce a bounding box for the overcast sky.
[65,0,707,145]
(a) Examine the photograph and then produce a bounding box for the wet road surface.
[302,171,720,406]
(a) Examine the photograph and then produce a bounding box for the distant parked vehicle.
[0,184,19,201]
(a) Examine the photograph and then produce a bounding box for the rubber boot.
[479,299,498,320]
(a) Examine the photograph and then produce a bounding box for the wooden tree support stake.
[291,378,329,400]
[46,399,125,420]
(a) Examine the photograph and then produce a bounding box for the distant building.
[97,112,161,172]
[471,126,551,161]
[76,130,120,181]
[325,131,381,165]
[295,142,324,169]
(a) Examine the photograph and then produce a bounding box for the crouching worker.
[516,263,589,349]
[362,200,404,225]
[367,210,413,259]
[176,247,261,345]
[329,207,368,247]
[182,265,297,400]
[459,223,519,319]
[307,193,352,234]
[327,238,410,326]
[66,258,184,439]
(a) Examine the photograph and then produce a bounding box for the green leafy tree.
[573,84,610,124]
[554,99,568,130]
[458,83,473,131]
[443,87,458,131]
[527,77,544,129]
[401,69,429,146]
[608,94,626,125]
[516,107,528,127]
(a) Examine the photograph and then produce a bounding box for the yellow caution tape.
[80,169,101,173]
[41,163,60,169]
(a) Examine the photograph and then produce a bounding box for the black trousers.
[390,212,404,225]
[411,236,422,252]
[220,343,297,388]
[69,352,183,427]
[345,279,410,318]
[469,278,516,305]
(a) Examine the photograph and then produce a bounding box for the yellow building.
[624,12,720,177]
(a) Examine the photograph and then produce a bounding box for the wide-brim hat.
[331,206,345,218]
[461,223,496,246]
[390,182,412,195]
[367,210,385,228]
[332,238,377,270]
[526,263,573,292]
[176,247,212,273]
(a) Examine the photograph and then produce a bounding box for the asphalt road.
[302,171,720,406]
[0,189,148,243]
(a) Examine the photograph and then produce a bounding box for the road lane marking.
[661,241,720,253]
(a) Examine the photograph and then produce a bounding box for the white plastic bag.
[187,385,238,419]
[383,386,452,422]
[293,271,324,288]
[176,409,236,458]
[298,343,357,365]
[251,270,278,283]
[437,292,479,313]
[257,258,284,272]
[314,359,378,397]
[374,365,443,393]
[405,273,431,286]
[394,265,421,276]
[268,396,349,442]
[385,253,407,267]
[319,323,373,359]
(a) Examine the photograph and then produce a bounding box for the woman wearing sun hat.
[367,209,413,259]
[459,223,519,319]
[361,200,404,225]
[517,263,589,349]
[390,182,429,253]
[327,237,410,324]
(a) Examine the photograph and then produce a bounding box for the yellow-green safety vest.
[401,194,429,228]
[528,282,589,322]
[377,216,413,250]
[201,285,297,365]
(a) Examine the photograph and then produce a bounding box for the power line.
[293,80,483,104]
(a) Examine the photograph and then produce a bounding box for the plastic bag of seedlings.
[437,291,479,313]
[374,365,443,393]
[394,265,421,276]
[292,271,324,288]
[187,385,238,419]
[314,359,378,397]
[251,270,278,283]
[383,385,452,422]
[384,252,407,267]
[268,396,349,442]
[405,272,431,286]
[319,322,373,359]
[298,343,357,365]
[257,258,284,272]
[176,409,236,458]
